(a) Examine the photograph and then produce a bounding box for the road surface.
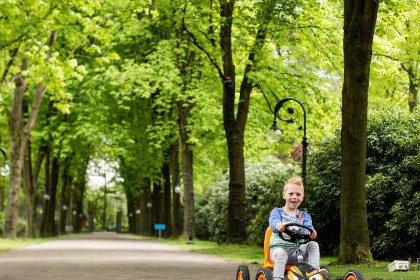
[0,232,258,280]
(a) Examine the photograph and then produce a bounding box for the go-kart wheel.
[255,268,273,280]
[236,265,250,280]
[344,270,364,280]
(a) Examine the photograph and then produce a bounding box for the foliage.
[306,109,420,259]
[195,156,298,244]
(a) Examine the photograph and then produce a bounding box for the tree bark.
[73,156,88,233]
[170,142,182,237]
[59,158,72,234]
[407,68,418,113]
[139,178,151,235]
[40,147,51,237]
[152,180,162,236]
[162,159,172,237]
[4,58,28,238]
[5,31,57,238]
[219,0,269,243]
[339,0,378,264]
[177,97,194,238]
[23,140,37,237]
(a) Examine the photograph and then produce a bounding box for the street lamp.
[268,97,308,211]
[175,172,194,244]
[0,147,10,176]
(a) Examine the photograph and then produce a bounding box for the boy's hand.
[309,229,317,239]
[275,223,286,232]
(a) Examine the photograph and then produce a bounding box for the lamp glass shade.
[266,127,282,143]
[0,164,10,176]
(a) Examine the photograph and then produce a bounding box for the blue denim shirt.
[268,207,314,248]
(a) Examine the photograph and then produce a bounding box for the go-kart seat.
[262,226,292,271]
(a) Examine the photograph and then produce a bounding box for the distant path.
[0,232,257,280]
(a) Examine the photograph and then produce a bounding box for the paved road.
[0,232,258,280]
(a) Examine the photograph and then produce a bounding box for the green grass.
[139,236,420,280]
[0,238,52,252]
[0,234,80,252]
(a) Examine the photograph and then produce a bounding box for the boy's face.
[283,183,304,211]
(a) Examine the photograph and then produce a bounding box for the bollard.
[417,258,419,271]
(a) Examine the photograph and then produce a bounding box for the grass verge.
[139,236,420,280]
[0,234,80,252]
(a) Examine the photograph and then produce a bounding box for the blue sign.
[154,224,166,230]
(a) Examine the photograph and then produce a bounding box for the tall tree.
[339,0,379,263]
[184,0,296,242]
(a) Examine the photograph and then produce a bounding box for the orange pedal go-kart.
[236,223,364,280]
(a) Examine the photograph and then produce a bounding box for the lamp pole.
[269,97,308,211]
[175,172,194,244]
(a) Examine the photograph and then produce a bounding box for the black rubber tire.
[236,265,250,280]
[344,270,365,280]
[319,266,330,280]
[255,268,273,280]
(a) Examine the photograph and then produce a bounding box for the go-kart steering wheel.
[279,222,314,244]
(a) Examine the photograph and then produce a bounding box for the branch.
[372,52,399,62]
[0,47,19,85]
[0,0,64,50]
[181,5,224,80]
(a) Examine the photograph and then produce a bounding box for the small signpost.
[154,224,166,238]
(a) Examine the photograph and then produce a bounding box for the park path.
[0,232,258,280]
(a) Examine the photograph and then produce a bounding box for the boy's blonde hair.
[283,176,304,192]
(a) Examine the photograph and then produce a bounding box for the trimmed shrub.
[306,109,420,259]
[195,156,298,244]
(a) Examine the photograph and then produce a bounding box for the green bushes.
[306,109,420,259]
[196,109,420,259]
[195,156,298,244]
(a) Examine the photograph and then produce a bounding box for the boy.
[268,176,326,280]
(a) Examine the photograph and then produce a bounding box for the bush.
[306,108,420,259]
[195,156,298,244]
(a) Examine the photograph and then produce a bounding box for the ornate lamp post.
[267,97,308,211]
[175,172,194,244]
[0,147,10,176]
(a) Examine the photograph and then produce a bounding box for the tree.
[339,0,379,263]
[184,0,300,243]
[372,1,420,112]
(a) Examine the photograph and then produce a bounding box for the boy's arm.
[303,212,314,230]
[269,208,282,233]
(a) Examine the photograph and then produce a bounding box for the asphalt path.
[0,232,259,280]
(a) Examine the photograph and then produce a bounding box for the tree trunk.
[220,0,248,243]
[133,194,141,234]
[170,142,182,237]
[408,71,418,113]
[23,140,37,237]
[177,97,194,239]
[5,31,57,238]
[48,156,59,236]
[73,157,88,233]
[339,0,378,264]
[59,159,72,234]
[40,147,51,237]
[162,159,172,237]
[4,58,28,238]
[153,180,162,236]
[127,197,134,233]
[139,178,151,235]
[40,151,59,237]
